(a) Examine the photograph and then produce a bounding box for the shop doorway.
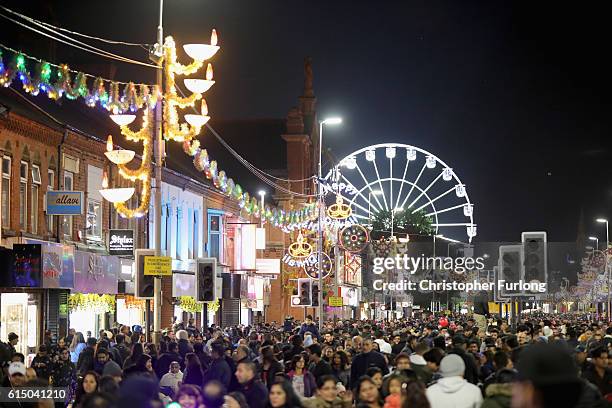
[1,293,41,358]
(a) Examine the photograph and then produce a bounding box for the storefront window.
[1,293,41,357]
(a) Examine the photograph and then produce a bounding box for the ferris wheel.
[327,143,476,242]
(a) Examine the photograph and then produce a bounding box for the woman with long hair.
[122,342,144,369]
[224,392,249,408]
[355,376,383,408]
[267,380,303,408]
[183,352,204,387]
[69,332,86,364]
[332,350,350,387]
[144,342,159,371]
[400,381,430,408]
[261,345,284,390]
[286,354,316,398]
[73,371,99,407]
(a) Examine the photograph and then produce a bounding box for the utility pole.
[152,0,164,344]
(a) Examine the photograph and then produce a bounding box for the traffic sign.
[329,296,343,307]
[144,256,172,276]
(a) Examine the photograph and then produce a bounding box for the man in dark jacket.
[284,335,305,362]
[306,344,333,379]
[76,337,97,376]
[203,343,232,390]
[30,345,52,380]
[448,335,479,385]
[236,360,268,408]
[582,346,612,396]
[112,334,131,365]
[177,330,194,360]
[350,338,389,388]
[298,315,320,339]
[156,342,183,378]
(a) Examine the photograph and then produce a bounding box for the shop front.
[69,251,119,336]
[0,241,74,356]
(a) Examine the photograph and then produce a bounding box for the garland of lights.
[164,36,206,142]
[188,144,319,229]
[0,49,160,113]
[114,108,153,218]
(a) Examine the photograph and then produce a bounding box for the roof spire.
[303,56,314,97]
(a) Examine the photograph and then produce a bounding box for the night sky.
[1,1,611,242]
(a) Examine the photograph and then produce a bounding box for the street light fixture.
[317,116,342,331]
[589,236,599,250]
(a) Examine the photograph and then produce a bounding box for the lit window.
[62,171,74,239]
[46,170,55,234]
[86,199,102,240]
[1,156,10,229]
[208,210,223,262]
[31,165,41,234]
[19,162,27,230]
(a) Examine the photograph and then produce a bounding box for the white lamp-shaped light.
[104,135,135,165]
[99,171,135,203]
[183,29,220,61]
[184,78,215,94]
[109,114,136,127]
[185,99,211,128]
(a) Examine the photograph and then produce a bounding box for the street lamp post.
[259,191,266,228]
[151,0,165,344]
[318,117,342,331]
[597,218,610,320]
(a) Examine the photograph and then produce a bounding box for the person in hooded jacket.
[481,368,516,408]
[425,354,483,408]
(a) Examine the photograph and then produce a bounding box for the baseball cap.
[8,361,26,376]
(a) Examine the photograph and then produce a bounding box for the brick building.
[0,59,320,350]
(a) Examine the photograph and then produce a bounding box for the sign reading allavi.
[46,191,84,215]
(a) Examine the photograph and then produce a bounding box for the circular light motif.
[303,252,333,280]
[340,224,370,253]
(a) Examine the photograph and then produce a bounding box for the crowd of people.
[0,312,611,408]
